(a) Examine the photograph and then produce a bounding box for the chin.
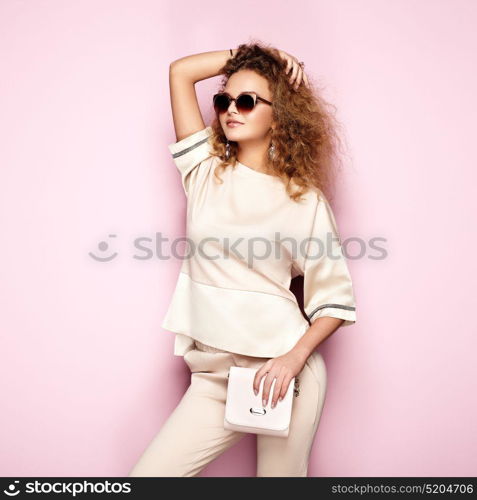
[224,130,244,141]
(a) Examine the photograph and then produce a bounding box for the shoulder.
[292,183,328,208]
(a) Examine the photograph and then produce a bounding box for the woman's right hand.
[276,49,309,90]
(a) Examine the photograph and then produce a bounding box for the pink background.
[1,0,476,477]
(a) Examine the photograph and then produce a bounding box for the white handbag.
[223,366,297,437]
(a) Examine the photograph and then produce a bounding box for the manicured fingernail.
[254,389,258,395]
[271,401,276,408]
[262,399,266,406]
[279,396,283,401]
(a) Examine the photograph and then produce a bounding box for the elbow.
[169,60,190,81]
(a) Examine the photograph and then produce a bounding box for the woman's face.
[218,69,274,144]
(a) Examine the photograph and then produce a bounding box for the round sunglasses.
[213,91,273,114]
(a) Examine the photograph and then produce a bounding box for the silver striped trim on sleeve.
[308,303,356,321]
[171,135,210,158]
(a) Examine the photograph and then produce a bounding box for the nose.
[227,99,238,114]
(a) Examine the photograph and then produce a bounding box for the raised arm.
[168,49,236,142]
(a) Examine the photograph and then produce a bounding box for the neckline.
[235,161,281,180]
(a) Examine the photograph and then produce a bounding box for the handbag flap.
[224,366,295,431]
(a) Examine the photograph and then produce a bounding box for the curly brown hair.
[208,40,348,203]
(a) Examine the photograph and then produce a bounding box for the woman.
[128,41,357,477]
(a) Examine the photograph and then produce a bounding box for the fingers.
[277,50,293,75]
[270,371,287,408]
[285,56,292,75]
[277,51,308,90]
[288,60,307,90]
[252,360,295,409]
[288,60,299,87]
[294,69,303,90]
[278,374,294,401]
[253,360,273,396]
[261,368,282,408]
[263,366,292,408]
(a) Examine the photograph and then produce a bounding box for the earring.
[225,139,231,160]
[268,141,276,160]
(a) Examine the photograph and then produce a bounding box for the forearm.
[170,49,235,84]
[292,317,345,361]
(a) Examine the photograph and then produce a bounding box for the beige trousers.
[128,339,327,477]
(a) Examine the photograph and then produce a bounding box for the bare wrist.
[293,344,311,363]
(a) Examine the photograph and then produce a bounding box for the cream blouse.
[161,126,357,358]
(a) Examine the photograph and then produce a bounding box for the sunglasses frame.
[213,91,273,114]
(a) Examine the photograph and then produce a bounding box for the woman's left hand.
[253,347,309,408]
[276,49,309,90]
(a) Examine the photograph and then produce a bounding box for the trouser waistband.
[193,339,230,354]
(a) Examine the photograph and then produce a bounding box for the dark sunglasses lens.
[213,94,230,113]
[236,94,255,112]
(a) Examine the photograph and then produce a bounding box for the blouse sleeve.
[298,193,357,327]
[167,126,213,196]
